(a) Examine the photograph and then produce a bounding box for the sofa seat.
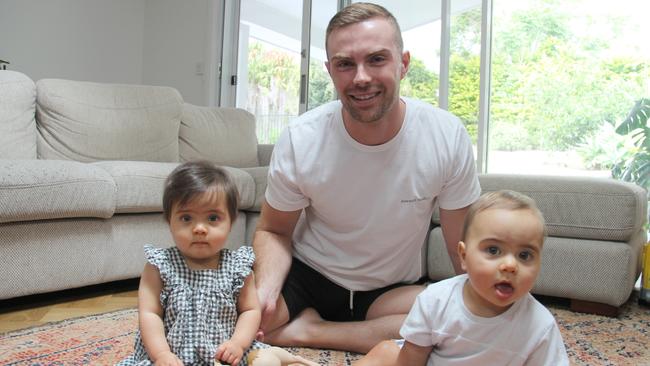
[0,159,116,223]
[92,161,257,213]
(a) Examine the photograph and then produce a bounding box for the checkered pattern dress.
[116,245,268,366]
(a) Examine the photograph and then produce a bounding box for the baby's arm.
[138,263,182,366]
[353,340,431,366]
[525,324,569,366]
[396,340,432,366]
[216,272,261,365]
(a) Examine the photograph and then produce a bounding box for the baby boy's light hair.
[462,190,546,241]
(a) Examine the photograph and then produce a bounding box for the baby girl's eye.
[208,214,220,222]
[180,214,192,223]
[486,246,500,255]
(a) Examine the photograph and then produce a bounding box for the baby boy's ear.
[457,241,467,271]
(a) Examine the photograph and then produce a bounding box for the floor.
[0,279,139,333]
[0,276,645,334]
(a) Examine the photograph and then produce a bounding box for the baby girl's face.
[169,193,232,269]
[459,207,544,317]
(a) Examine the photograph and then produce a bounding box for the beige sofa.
[429,175,647,315]
[0,70,271,300]
[0,70,646,316]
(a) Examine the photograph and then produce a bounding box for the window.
[226,0,649,185]
[237,0,304,143]
[307,1,337,111]
[487,0,650,176]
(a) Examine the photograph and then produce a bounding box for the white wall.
[0,0,146,84]
[142,0,212,105]
[0,0,215,105]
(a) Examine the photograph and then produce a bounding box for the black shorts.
[281,256,422,322]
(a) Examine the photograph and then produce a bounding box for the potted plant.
[612,98,649,195]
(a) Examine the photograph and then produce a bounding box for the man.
[253,3,481,353]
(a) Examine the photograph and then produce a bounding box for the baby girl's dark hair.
[162,161,239,223]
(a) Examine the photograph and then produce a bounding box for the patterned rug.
[0,294,648,365]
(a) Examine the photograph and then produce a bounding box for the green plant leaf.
[616,98,650,135]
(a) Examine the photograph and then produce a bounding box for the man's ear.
[458,241,467,271]
[400,50,410,79]
[325,60,332,76]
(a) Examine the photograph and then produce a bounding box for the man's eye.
[486,246,500,255]
[208,214,219,222]
[337,61,353,69]
[370,55,386,63]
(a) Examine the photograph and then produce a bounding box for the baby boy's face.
[459,207,544,317]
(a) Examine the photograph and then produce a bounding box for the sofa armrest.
[432,174,647,242]
[257,144,274,166]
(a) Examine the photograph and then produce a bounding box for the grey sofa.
[0,70,271,300]
[0,70,646,316]
[429,175,647,315]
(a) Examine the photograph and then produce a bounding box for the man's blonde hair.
[462,190,546,241]
[325,2,403,56]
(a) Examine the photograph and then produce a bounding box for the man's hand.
[216,340,244,366]
[256,285,279,339]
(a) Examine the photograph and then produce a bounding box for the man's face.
[325,17,409,124]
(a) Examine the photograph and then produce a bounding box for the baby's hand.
[153,350,184,366]
[216,340,244,365]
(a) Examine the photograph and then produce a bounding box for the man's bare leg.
[352,340,400,366]
[263,285,423,353]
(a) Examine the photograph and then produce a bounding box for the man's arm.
[252,201,301,331]
[439,205,470,274]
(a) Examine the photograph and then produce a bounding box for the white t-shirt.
[400,274,569,366]
[266,98,481,290]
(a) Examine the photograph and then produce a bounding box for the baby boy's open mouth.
[495,282,514,296]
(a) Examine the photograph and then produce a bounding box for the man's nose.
[353,64,371,85]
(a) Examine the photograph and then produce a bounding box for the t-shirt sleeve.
[526,322,570,366]
[437,122,481,210]
[265,127,309,212]
[400,291,436,347]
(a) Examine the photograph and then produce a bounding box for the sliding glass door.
[223,0,650,184]
[236,0,303,143]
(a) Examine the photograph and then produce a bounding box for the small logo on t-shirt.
[401,196,430,203]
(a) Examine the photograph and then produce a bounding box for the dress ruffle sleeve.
[231,245,255,297]
[143,245,173,284]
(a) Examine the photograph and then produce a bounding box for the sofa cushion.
[432,174,647,242]
[0,71,37,159]
[426,226,645,307]
[93,161,257,213]
[180,104,259,167]
[36,79,183,162]
[240,166,268,212]
[0,159,116,223]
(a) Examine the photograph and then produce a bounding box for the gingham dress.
[116,245,267,366]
